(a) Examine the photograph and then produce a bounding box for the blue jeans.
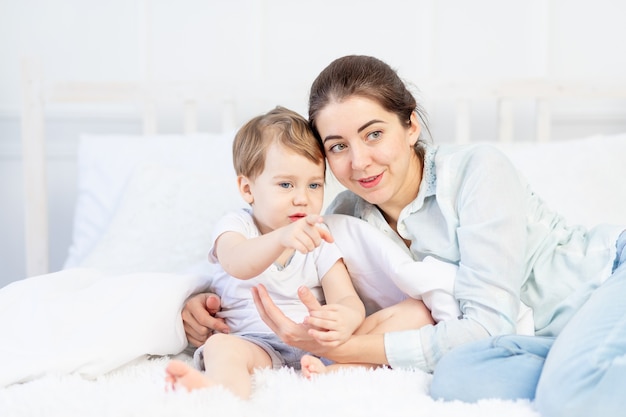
[430,231,626,417]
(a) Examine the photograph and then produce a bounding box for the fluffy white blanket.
[1,355,539,417]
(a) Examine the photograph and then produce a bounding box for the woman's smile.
[357,173,383,189]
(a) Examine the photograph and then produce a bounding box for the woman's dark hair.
[308,55,430,161]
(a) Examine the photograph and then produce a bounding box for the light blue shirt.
[326,143,624,372]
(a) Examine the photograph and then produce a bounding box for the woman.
[182,55,626,417]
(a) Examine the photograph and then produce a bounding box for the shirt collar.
[421,144,438,197]
[402,143,438,216]
[356,143,438,222]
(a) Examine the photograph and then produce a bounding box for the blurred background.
[2,0,626,286]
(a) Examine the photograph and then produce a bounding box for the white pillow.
[65,132,239,270]
[81,164,243,274]
[491,132,626,229]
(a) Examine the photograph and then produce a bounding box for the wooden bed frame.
[20,57,626,277]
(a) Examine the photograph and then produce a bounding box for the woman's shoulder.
[436,142,511,162]
[435,143,519,175]
[433,143,524,199]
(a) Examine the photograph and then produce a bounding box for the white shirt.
[209,208,342,334]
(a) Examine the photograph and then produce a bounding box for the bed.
[2,58,626,416]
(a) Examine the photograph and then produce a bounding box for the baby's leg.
[167,333,272,399]
[356,297,434,335]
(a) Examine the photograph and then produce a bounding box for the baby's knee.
[386,298,433,328]
[402,298,434,326]
[202,333,247,360]
[203,332,231,348]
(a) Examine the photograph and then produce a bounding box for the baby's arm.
[216,214,333,279]
[305,259,366,347]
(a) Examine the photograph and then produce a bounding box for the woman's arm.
[252,283,386,363]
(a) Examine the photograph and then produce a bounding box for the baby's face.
[247,142,325,235]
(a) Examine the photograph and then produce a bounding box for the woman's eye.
[367,131,382,141]
[328,143,347,153]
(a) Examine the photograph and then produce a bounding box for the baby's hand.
[304,303,363,347]
[279,214,334,254]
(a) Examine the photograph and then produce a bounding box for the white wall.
[2,0,626,287]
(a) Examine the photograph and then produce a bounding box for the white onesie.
[208,208,343,334]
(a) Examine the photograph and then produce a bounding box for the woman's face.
[315,96,422,215]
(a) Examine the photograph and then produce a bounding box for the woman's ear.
[407,111,422,146]
[237,175,254,204]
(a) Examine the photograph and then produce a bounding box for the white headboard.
[420,78,626,144]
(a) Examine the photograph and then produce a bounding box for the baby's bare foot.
[165,359,213,391]
[300,355,328,379]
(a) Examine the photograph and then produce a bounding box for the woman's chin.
[354,187,389,206]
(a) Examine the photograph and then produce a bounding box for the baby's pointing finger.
[316,225,334,243]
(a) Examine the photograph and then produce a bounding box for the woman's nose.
[350,142,372,170]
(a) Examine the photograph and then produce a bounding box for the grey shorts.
[193,332,310,371]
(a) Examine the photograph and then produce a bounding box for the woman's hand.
[253,283,388,365]
[252,283,333,356]
[181,292,230,347]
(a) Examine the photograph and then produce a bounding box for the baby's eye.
[279,182,292,189]
[308,183,323,190]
